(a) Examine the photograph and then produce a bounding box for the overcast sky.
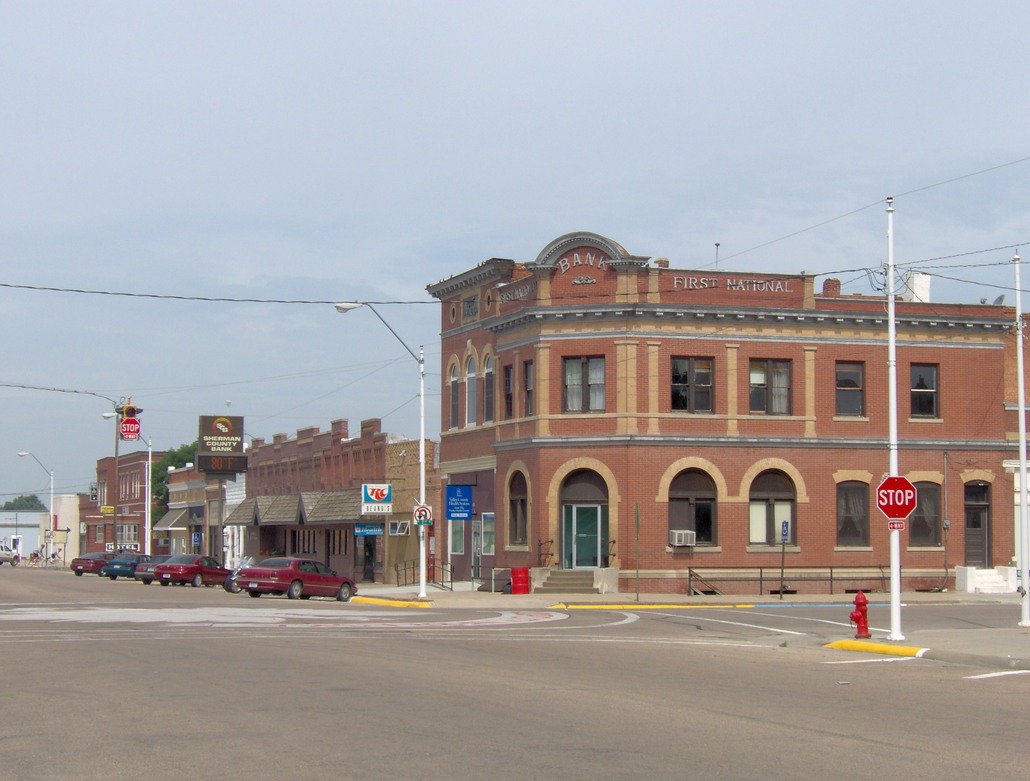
[2,1,1028,507]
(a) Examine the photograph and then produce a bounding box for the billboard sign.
[197,416,246,474]
[361,484,393,514]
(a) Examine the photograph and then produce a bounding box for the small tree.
[1,495,47,512]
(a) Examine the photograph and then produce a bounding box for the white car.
[0,544,18,565]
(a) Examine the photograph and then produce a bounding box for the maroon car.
[154,554,230,587]
[70,551,118,576]
[237,557,356,601]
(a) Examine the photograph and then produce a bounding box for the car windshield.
[164,554,196,564]
[256,558,293,568]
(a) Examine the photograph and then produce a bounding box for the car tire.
[108,574,117,580]
[336,583,353,602]
[160,580,169,586]
[287,580,303,600]
[248,591,261,598]
[141,579,152,585]
[74,570,83,576]
[191,574,203,588]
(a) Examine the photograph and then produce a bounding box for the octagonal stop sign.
[877,476,917,520]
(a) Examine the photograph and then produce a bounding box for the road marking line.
[963,670,1030,679]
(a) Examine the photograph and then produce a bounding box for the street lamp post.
[17,451,53,558]
[335,301,428,599]
[102,410,121,551]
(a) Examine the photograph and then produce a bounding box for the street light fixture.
[17,451,54,557]
[102,411,121,551]
[335,301,428,599]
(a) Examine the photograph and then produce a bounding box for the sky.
[2,1,1029,507]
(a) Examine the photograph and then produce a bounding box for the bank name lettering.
[673,276,794,293]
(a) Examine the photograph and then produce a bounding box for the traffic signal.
[89,484,98,502]
[122,404,137,418]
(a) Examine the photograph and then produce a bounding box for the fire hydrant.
[850,590,871,639]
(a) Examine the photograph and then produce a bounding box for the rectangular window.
[484,365,494,422]
[836,483,869,546]
[749,359,791,415]
[94,525,104,543]
[911,364,939,418]
[563,356,605,412]
[450,520,464,555]
[509,496,527,545]
[503,366,514,419]
[671,357,714,413]
[482,512,495,555]
[835,362,865,416]
[523,361,534,416]
[909,483,941,546]
[115,524,138,544]
[449,369,459,429]
[749,500,793,545]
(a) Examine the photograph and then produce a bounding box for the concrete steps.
[534,569,599,595]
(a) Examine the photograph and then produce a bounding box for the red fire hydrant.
[850,591,871,639]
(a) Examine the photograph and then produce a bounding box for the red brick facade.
[428,231,1020,594]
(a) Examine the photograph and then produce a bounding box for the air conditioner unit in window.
[669,529,696,547]
[389,520,411,536]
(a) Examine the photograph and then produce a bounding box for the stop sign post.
[877,476,917,520]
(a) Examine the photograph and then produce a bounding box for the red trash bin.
[510,567,530,594]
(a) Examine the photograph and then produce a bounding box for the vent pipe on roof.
[901,271,931,302]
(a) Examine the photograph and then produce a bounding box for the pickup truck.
[0,543,19,565]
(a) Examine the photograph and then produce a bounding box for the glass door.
[562,504,602,568]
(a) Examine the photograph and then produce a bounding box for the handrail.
[687,566,891,596]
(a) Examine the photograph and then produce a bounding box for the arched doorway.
[560,470,609,569]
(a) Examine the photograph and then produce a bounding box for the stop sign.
[120,416,141,441]
[877,476,917,520]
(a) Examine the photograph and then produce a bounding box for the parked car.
[0,543,18,565]
[71,551,118,576]
[237,557,356,601]
[134,554,172,585]
[100,553,151,580]
[154,554,230,587]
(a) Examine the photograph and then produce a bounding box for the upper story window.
[836,481,869,546]
[911,364,939,418]
[465,356,477,427]
[563,356,605,413]
[503,365,514,419]
[749,359,791,415]
[671,357,714,413]
[483,356,494,423]
[462,295,479,322]
[523,361,535,416]
[449,365,459,429]
[836,361,865,416]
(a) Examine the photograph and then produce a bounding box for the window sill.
[833,546,873,552]
[746,545,799,553]
[907,417,942,424]
[505,544,530,552]
[832,415,869,422]
[666,545,722,554]
[906,544,944,551]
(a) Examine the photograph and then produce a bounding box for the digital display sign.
[196,454,248,474]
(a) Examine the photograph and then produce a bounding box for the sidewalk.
[355,582,1030,670]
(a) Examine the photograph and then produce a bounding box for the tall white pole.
[1014,254,1029,626]
[145,438,152,557]
[418,344,427,599]
[886,196,905,641]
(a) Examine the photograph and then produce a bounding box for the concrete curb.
[823,639,929,657]
[352,596,431,608]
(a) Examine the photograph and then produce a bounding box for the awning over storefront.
[224,497,257,525]
[306,488,361,524]
[259,495,302,525]
[222,490,361,526]
[153,508,188,531]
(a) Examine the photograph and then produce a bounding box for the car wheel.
[191,574,203,588]
[336,583,353,602]
[248,591,261,598]
[160,580,169,586]
[141,579,152,585]
[287,580,303,600]
[74,570,83,576]
[108,574,117,580]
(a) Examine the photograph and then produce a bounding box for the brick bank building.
[427,231,1020,595]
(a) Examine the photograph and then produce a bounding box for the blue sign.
[355,523,384,537]
[780,520,789,543]
[191,532,202,546]
[446,485,473,520]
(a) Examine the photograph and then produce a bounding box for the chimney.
[654,257,669,269]
[822,278,842,297]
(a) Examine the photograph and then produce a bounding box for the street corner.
[824,638,929,658]
[352,595,433,608]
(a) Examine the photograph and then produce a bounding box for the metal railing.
[686,566,890,596]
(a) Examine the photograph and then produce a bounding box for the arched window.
[483,356,494,423]
[909,482,941,546]
[508,471,528,546]
[449,364,459,430]
[465,356,477,427]
[668,470,717,544]
[836,481,869,546]
[748,471,796,545]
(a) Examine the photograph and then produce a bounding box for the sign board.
[780,520,790,543]
[877,476,918,520]
[887,520,906,531]
[446,485,473,520]
[414,504,433,526]
[100,505,114,515]
[197,416,246,474]
[361,484,393,514]
[355,523,384,537]
[120,417,140,441]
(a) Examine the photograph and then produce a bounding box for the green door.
[562,504,603,569]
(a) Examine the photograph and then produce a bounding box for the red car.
[70,551,118,576]
[154,554,230,587]
[237,557,356,601]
